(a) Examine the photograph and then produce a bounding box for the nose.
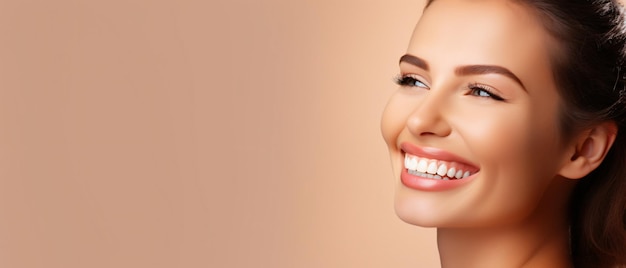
[406,93,452,138]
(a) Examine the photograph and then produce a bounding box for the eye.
[467,83,504,101]
[395,74,429,89]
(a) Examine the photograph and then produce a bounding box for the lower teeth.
[408,169,454,180]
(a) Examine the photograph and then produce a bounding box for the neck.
[437,180,575,268]
[437,223,571,268]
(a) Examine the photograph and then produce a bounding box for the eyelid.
[468,82,496,91]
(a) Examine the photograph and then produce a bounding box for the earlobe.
[558,122,617,179]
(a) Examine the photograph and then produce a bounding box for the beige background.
[0,0,439,267]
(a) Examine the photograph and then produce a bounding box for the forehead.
[408,0,554,82]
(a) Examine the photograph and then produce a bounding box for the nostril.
[406,116,452,137]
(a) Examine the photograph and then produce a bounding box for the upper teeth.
[404,154,473,179]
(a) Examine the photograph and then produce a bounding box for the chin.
[395,212,439,228]
[394,189,446,228]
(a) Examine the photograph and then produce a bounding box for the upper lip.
[400,142,480,171]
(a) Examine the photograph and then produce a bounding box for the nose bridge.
[406,89,451,137]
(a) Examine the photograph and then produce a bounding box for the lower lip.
[400,168,476,191]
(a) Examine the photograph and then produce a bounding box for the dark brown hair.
[524,0,626,267]
[423,0,626,267]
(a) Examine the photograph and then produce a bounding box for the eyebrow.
[399,54,429,71]
[399,54,526,91]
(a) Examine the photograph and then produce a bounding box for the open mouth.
[404,153,480,180]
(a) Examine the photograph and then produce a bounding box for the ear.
[558,121,618,179]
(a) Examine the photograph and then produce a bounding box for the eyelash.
[394,74,505,101]
[467,83,505,101]
[394,74,428,88]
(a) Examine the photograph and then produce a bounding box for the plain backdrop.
[0,0,440,267]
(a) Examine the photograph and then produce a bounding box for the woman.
[381,0,626,267]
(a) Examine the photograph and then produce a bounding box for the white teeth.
[404,154,477,180]
[437,164,447,176]
[409,158,418,170]
[427,162,438,174]
[417,159,428,172]
[447,167,456,178]
[404,155,418,170]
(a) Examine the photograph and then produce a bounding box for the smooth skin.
[381,0,616,267]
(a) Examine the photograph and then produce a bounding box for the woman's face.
[381,0,572,228]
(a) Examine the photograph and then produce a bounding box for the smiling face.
[381,0,574,228]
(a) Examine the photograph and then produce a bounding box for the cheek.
[454,107,562,223]
[381,94,411,147]
[458,104,561,166]
[452,106,528,160]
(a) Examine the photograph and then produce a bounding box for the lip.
[401,168,477,191]
[399,142,479,191]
